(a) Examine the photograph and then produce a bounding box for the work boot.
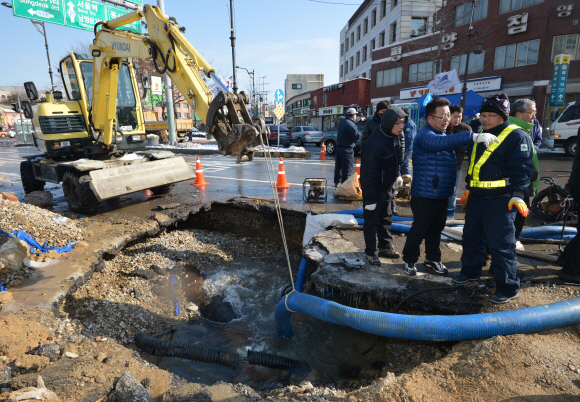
[404,262,417,275]
[424,260,448,275]
[489,292,519,304]
[366,254,381,266]
[379,247,401,259]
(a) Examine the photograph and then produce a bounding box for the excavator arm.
[90,5,267,159]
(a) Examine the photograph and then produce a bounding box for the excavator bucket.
[88,156,194,201]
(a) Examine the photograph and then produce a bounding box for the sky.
[0,0,362,103]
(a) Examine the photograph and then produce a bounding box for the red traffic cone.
[192,156,210,187]
[274,157,291,188]
[319,143,327,160]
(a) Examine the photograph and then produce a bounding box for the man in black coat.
[361,101,390,150]
[334,108,362,186]
[360,107,407,266]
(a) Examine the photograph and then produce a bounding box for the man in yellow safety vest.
[453,94,534,304]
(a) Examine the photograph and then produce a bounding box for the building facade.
[286,91,313,127]
[370,0,580,127]
[284,74,324,103]
[340,0,442,82]
[309,78,371,132]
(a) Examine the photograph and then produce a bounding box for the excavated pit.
[62,202,483,390]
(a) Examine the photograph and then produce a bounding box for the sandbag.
[334,173,362,200]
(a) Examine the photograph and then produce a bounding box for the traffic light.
[11,103,22,113]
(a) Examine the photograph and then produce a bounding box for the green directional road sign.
[12,0,141,34]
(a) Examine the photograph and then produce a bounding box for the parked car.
[290,126,324,146]
[0,130,15,138]
[266,124,292,147]
[322,119,365,155]
[546,99,580,156]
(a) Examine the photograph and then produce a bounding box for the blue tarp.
[0,229,76,255]
[412,90,486,118]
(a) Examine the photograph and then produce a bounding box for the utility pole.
[157,0,177,145]
[460,0,477,111]
[31,21,55,91]
[229,0,238,94]
[16,93,26,143]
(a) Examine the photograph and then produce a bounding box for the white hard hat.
[346,108,358,115]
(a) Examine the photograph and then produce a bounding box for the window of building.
[345,62,349,74]
[176,112,181,117]
[551,34,579,61]
[376,67,402,87]
[343,87,347,95]
[340,65,344,77]
[313,96,317,107]
[390,22,397,44]
[455,0,488,26]
[363,18,368,35]
[379,31,385,47]
[380,0,386,18]
[362,72,366,78]
[371,39,376,50]
[500,0,542,13]
[411,17,427,36]
[345,38,349,51]
[495,39,539,69]
[356,51,360,66]
[409,61,435,82]
[304,99,310,106]
[322,93,327,104]
[371,9,376,27]
[392,0,398,9]
[362,46,367,62]
[350,32,354,45]
[357,25,361,41]
[341,43,344,56]
[451,51,485,75]
[350,56,354,71]
[292,83,302,89]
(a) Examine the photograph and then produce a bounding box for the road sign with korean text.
[550,54,570,106]
[12,0,141,34]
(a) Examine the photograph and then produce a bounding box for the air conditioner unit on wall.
[410,29,419,37]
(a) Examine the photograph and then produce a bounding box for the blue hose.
[275,292,580,341]
[336,210,412,222]
[295,258,308,293]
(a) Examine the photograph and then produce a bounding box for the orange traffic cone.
[274,157,291,189]
[319,143,327,160]
[192,156,210,187]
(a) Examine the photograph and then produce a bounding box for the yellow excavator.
[19,5,268,214]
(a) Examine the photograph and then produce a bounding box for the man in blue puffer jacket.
[401,97,500,275]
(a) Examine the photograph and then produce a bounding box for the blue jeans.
[447,169,461,219]
[334,147,354,184]
[400,149,412,176]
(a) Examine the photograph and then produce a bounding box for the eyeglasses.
[480,114,499,119]
[524,111,537,116]
[394,121,405,126]
[430,114,451,120]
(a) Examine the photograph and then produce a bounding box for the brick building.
[370,0,580,127]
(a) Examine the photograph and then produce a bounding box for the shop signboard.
[319,106,343,116]
[550,54,570,106]
[12,0,141,33]
[400,76,502,100]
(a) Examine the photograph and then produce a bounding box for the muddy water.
[147,256,445,390]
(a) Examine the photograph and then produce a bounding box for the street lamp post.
[236,66,255,115]
[2,2,55,92]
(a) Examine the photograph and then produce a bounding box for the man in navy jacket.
[360,107,406,266]
[402,98,499,275]
[334,108,362,186]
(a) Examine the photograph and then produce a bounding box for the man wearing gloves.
[334,108,362,186]
[454,94,534,304]
[401,98,499,275]
[360,107,406,266]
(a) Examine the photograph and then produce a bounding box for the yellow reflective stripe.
[470,180,507,188]
[470,125,520,184]
[468,143,477,176]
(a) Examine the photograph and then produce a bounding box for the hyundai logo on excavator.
[112,42,131,52]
